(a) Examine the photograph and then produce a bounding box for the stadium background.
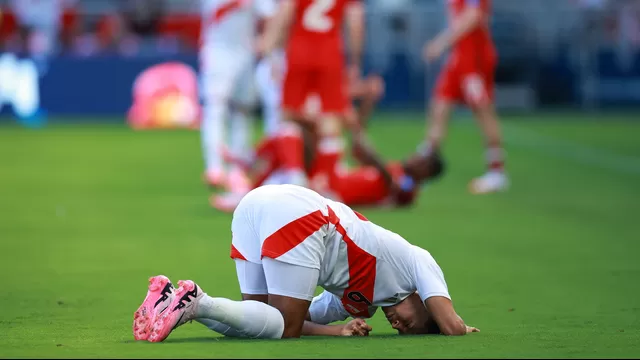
[1,0,639,358]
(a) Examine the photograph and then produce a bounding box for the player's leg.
[148,202,288,341]
[424,66,459,153]
[350,74,385,128]
[262,258,319,338]
[200,48,233,187]
[256,54,284,138]
[463,68,508,194]
[311,67,350,192]
[149,278,285,341]
[278,66,312,187]
[194,259,279,338]
[225,59,256,194]
[190,258,318,340]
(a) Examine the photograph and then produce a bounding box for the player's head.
[382,293,440,335]
[402,149,445,184]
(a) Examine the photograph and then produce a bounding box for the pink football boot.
[132,275,175,341]
[147,280,206,343]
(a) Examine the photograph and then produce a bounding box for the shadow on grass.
[125,333,435,345]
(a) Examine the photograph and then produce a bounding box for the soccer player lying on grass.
[211,74,445,211]
[133,184,479,341]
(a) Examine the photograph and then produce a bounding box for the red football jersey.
[447,0,496,61]
[331,162,418,207]
[286,0,359,69]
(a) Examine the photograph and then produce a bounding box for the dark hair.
[429,151,445,180]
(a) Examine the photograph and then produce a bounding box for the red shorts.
[433,57,496,107]
[282,64,349,114]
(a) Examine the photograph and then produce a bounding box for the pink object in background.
[128,62,201,130]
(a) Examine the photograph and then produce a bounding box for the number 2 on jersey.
[303,0,336,32]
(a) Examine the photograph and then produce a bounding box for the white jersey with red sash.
[230,184,451,319]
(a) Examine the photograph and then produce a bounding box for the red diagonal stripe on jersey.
[261,210,328,259]
[230,244,247,260]
[210,0,245,25]
[353,210,369,221]
[327,206,376,318]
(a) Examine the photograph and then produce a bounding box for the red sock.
[309,136,344,185]
[277,134,305,172]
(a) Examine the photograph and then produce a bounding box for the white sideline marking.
[502,124,640,177]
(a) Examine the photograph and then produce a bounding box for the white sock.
[201,98,227,172]
[230,110,250,162]
[196,318,246,338]
[196,296,284,339]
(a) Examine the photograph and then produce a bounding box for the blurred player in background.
[210,74,446,211]
[200,0,277,191]
[423,0,508,194]
[254,35,285,140]
[257,0,366,189]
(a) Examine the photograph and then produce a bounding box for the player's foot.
[221,145,252,171]
[468,171,509,194]
[148,280,206,343]
[227,167,251,193]
[204,168,227,189]
[210,191,245,213]
[132,275,175,341]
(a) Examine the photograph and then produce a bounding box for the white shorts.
[234,258,319,301]
[200,46,256,107]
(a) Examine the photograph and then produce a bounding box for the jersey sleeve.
[412,246,451,302]
[308,291,350,325]
[255,0,277,18]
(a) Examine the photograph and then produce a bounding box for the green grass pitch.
[1,112,639,358]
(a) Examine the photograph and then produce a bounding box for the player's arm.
[413,247,479,336]
[352,75,385,130]
[351,134,396,191]
[302,291,372,336]
[344,1,365,75]
[259,0,295,55]
[425,0,485,61]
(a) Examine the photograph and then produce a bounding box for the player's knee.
[317,115,342,137]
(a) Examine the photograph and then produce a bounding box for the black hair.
[429,151,445,180]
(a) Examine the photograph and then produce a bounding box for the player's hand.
[423,39,446,63]
[341,318,372,336]
[466,325,480,333]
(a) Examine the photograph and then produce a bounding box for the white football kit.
[200,0,277,174]
[230,184,451,323]
[200,0,276,106]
